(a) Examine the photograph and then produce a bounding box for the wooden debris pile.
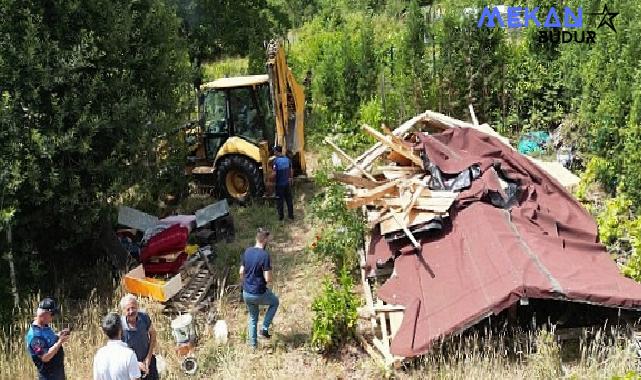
[327,122,457,248]
[327,108,582,368]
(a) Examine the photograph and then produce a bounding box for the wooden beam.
[374,165,423,173]
[388,311,404,340]
[362,125,424,168]
[367,207,393,229]
[401,183,426,223]
[357,335,386,367]
[380,210,439,235]
[358,304,406,318]
[345,180,399,209]
[331,172,382,189]
[372,337,395,366]
[347,111,430,175]
[325,138,377,181]
[390,212,420,248]
[370,196,455,212]
[468,104,479,126]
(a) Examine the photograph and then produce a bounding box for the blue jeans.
[243,289,279,347]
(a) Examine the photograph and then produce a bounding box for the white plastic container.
[171,314,196,344]
[213,319,228,344]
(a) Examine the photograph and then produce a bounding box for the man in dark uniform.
[271,146,294,221]
[25,297,69,380]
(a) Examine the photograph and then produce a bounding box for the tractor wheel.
[216,155,264,202]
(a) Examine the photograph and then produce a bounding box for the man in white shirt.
[94,312,141,380]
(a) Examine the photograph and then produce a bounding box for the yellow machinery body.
[187,40,306,200]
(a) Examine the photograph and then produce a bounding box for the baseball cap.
[38,297,59,315]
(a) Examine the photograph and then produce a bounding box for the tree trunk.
[6,225,19,309]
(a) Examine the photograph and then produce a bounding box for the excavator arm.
[266,40,306,174]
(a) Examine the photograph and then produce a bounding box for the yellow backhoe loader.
[186,40,306,201]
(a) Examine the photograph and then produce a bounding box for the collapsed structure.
[331,110,641,364]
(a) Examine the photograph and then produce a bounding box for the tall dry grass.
[401,326,638,380]
[3,192,639,379]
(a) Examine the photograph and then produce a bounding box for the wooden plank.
[380,171,417,180]
[372,337,395,366]
[357,334,386,367]
[331,172,382,189]
[360,209,379,332]
[386,150,413,167]
[358,304,406,318]
[468,104,479,126]
[325,138,377,181]
[374,165,423,173]
[390,212,420,248]
[388,311,404,339]
[345,180,399,209]
[380,210,439,235]
[402,183,425,215]
[367,207,393,229]
[362,125,424,168]
[377,300,390,348]
[372,196,455,211]
[347,111,430,175]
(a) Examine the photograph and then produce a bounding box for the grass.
[1,179,640,379]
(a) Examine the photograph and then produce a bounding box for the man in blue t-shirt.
[239,228,280,348]
[25,297,68,380]
[271,146,294,221]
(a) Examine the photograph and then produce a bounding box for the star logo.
[588,4,619,32]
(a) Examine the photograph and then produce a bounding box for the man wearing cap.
[119,294,158,380]
[239,228,279,348]
[271,146,294,221]
[93,312,141,380]
[25,297,68,380]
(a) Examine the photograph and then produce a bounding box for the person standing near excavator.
[271,146,294,221]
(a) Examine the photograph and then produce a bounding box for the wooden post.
[468,104,479,126]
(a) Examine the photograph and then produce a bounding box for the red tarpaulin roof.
[367,127,641,358]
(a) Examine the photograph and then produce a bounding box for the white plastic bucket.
[213,319,228,344]
[171,314,195,344]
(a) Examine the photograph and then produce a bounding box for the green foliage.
[290,11,388,153]
[308,162,364,352]
[309,178,364,270]
[596,191,632,243]
[0,0,191,255]
[621,220,641,281]
[168,0,289,73]
[311,266,360,352]
[611,371,641,380]
[575,157,613,201]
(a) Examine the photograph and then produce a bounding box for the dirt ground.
[193,179,383,379]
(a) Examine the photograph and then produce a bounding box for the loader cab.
[200,75,275,161]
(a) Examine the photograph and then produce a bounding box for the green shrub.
[311,266,360,352]
[308,175,364,271]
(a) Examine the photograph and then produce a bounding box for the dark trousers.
[142,355,159,380]
[275,185,293,220]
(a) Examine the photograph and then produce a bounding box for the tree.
[0,0,191,275]
[169,0,290,79]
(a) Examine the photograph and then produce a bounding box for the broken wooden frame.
[332,107,580,367]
